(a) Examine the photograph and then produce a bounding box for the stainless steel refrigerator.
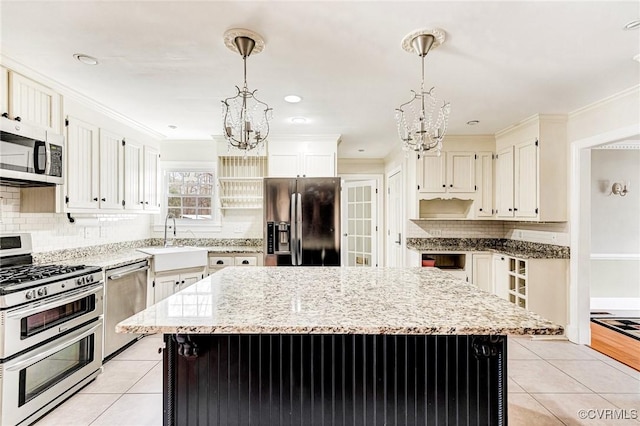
[264,177,340,266]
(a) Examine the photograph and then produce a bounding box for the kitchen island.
[117,267,562,425]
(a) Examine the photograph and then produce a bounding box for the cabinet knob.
[508,208,512,211]
[479,208,483,211]
[242,260,249,265]
[145,201,149,204]
[139,201,144,204]
[449,184,453,188]
[181,280,185,284]
[514,208,518,211]
[442,184,446,188]
[14,116,21,122]
[175,281,179,285]
[101,198,106,202]
[216,260,224,265]
[1,112,8,118]
[93,197,98,201]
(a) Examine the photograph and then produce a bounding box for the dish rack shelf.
[218,156,266,210]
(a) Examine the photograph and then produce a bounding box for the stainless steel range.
[0,233,104,426]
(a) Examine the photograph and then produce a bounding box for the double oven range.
[0,233,103,426]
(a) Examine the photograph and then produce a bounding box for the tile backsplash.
[408,219,570,246]
[1,186,152,253]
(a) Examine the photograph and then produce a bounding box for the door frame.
[385,166,404,267]
[568,123,639,344]
[339,174,383,267]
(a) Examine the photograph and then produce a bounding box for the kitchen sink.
[137,246,208,272]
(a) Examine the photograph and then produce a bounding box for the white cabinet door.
[268,153,300,177]
[0,66,8,118]
[8,71,62,134]
[475,152,494,217]
[514,140,538,218]
[143,146,160,211]
[123,140,143,211]
[154,274,178,304]
[472,253,493,293]
[495,147,514,218]
[66,117,99,210]
[447,152,475,192]
[417,153,446,193]
[302,152,335,177]
[492,254,509,300]
[176,270,204,292]
[98,130,123,210]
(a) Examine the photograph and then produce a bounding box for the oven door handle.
[108,265,149,280]
[6,284,102,319]
[5,321,102,372]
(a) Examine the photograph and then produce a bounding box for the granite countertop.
[406,238,570,259]
[116,266,563,336]
[36,245,261,270]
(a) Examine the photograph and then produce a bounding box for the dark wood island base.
[163,333,507,426]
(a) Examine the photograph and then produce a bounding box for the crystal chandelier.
[222,29,272,152]
[395,29,450,154]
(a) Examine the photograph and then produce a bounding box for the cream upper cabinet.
[495,146,514,218]
[6,71,62,134]
[268,137,338,177]
[98,130,124,210]
[65,117,100,210]
[0,67,8,119]
[143,146,160,211]
[494,114,567,221]
[475,151,494,218]
[123,139,144,211]
[417,151,476,196]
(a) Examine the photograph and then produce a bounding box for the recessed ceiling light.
[358,149,365,152]
[634,54,640,63]
[284,95,302,103]
[466,120,480,126]
[73,53,99,65]
[290,117,307,124]
[168,125,177,129]
[623,19,640,30]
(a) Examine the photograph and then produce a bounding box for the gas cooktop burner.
[0,264,90,285]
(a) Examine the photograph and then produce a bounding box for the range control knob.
[89,275,94,282]
[37,288,44,296]
[76,277,83,285]
[25,291,33,300]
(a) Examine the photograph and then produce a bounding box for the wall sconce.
[611,181,629,197]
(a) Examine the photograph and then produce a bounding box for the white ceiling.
[1,1,638,158]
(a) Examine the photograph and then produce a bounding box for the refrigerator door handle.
[296,192,303,266]
[290,192,297,266]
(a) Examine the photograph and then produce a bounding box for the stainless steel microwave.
[0,117,63,186]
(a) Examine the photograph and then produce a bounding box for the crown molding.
[0,53,165,140]
[569,85,640,119]
[495,113,567,139]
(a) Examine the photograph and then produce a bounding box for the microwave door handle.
[32,140,46,174]
[44,140,52,175]
[296,192,302,266]
[290,192,297,266]
[5,321,102,372]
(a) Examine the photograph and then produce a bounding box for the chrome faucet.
[164,213,176,247]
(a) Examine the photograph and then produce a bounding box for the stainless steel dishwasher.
[104,260,149,359]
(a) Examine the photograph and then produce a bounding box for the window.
[166,171,215,220]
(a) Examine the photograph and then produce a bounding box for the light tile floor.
[34,335,640,425]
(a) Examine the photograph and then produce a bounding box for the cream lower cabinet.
[471,253,493,293]
[493,254,568,326]
[208,253,261,276]
[151,267,206,305]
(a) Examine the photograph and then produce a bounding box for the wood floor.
[590,321,640,371]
